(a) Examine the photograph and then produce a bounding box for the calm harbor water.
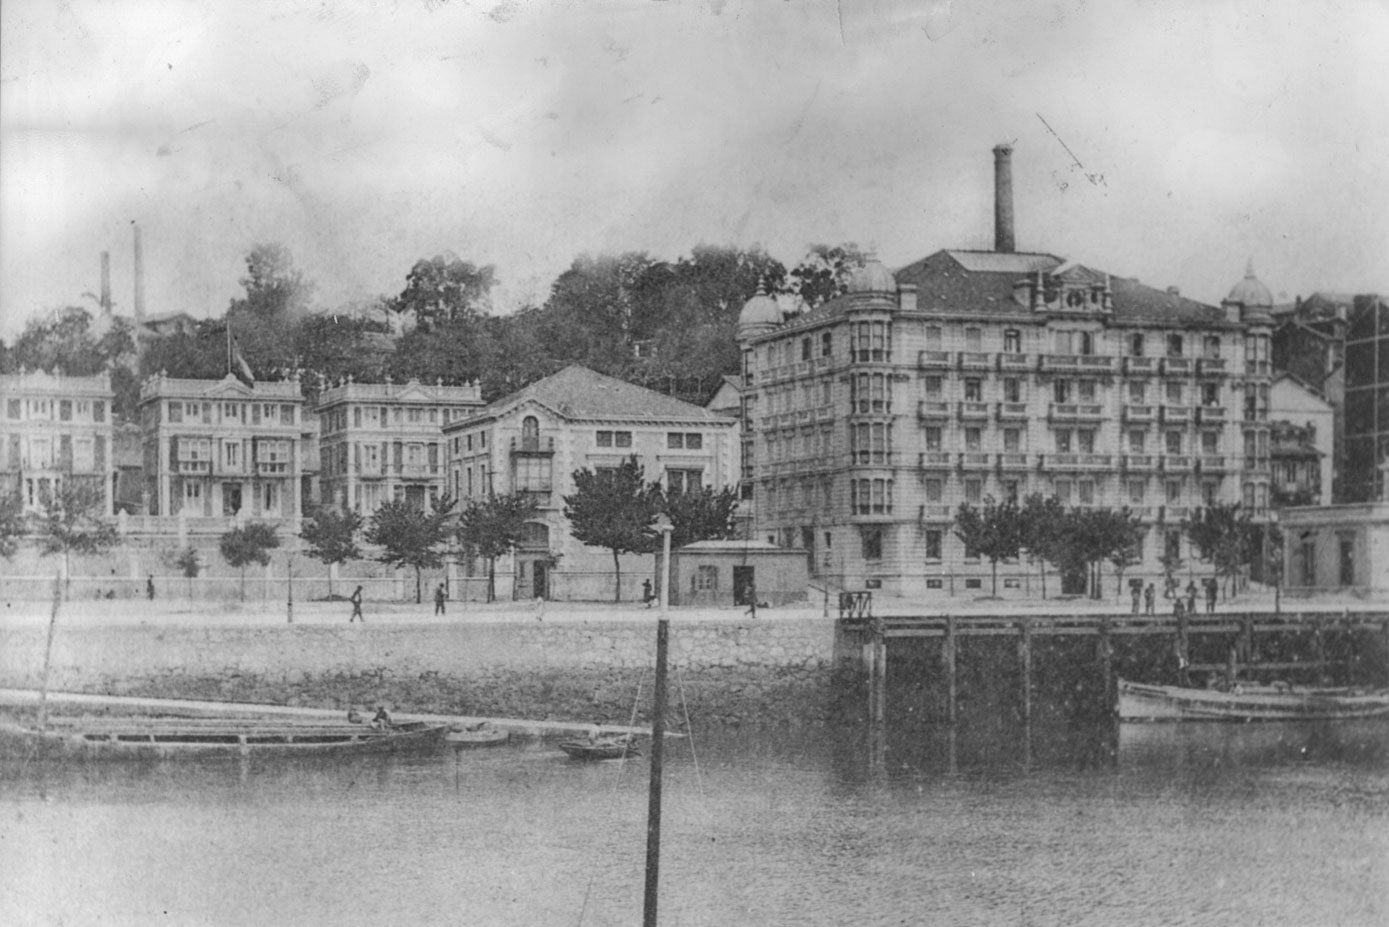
[3,719,1387,927]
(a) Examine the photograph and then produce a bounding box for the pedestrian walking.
[1205,577,1218,614]
[434,583,447,616]
[349,585,364,623]
[1130,583,1141,615]
[642,579,655,608]
[146,575,155,600]
[1143,583,1155,616]
[1185,580,1198,617]
[1173,596,1186,619]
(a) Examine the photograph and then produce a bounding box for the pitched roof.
[487,365,735,424]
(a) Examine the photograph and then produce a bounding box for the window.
[1078,430,1095,454]
[1166,334,1184,357]
[614,431,631,448]
[1054,380,1071,403]
[1202,481,1218,506]
[1129,333,1145,357]
[516,457,552,491]
[924,478,943,501]
[1166,479,1183,503]
[924,427,942,451]
[851,423,891,464]
[1128,480,1145,504]
[964,378,982,402]
[1201,432,1218,454]
[1003,429,1021,452]
[6,399,19,419]
[924,376,942,398]
[1079,331,1095,355]
[861,527,883,561]
[168,402,183,424]
[282,405,295,425]
[354,407,363,428]
[964,478,982,503]
[408,407,422,424]
[1055,479,1072,504]
[1201,382,1219,406]
[1165,530,1181,562]
[965,427,982,451]
[925,326,943,349]
[1003,479,1019,502]
[1166,381,1184,403]
[1003,329,1021,353]
[1165,431,1182,454]
[223,402,239,421]
[851,478,892,514]
[853,373,890,412]
[1003,379,1021,403]
[667,432,684,449]
[965,327,982,351]
[1078,480,1095,505]
[925,530,942,560]
[1055,429,1073,453]
[1128,430,1146,453]
[1078,380,1096,402]
[667,468,703,494]
[1203,335,1221,358]
[223,441,241,469]
[1128,381,1146,403]
[801,338,811,361]
[821,332,832,356]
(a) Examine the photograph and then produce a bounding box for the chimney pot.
[993,144,1015,254]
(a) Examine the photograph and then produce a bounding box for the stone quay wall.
[0,617,849,728]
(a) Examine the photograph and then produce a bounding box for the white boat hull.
[1118,679,1389,723]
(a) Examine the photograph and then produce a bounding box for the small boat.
[0,716,448,761]
[445,723,509,747]
[557,737,640,761]
[1118,679,1389,723]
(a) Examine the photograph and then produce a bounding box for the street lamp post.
[643,513,674,927]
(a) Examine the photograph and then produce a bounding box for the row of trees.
[953,496,1265,599]
[1,241,868,418]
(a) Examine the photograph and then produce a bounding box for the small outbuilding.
[667,539,809,607]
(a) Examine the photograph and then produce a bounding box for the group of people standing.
[1131,577,1219,616]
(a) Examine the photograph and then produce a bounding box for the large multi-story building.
[443,365,737,600]
[138,373,309,522]
[0,371,115,514]
[315,377,484,513]
[736,145,1274,598]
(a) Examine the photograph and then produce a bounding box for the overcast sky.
[2,0,1386,338]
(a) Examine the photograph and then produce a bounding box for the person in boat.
[347,707,365,724]
[371,706,393,729]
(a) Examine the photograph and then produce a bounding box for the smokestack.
[132,221,146,324]
[993,143,1015,254]
[100,252,112,315]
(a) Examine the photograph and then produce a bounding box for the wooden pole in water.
[37,573,61,733]
[1018,617,1032,726]
[1098,616,1113,711]
[945,614,957,726]
[642,518,672,927]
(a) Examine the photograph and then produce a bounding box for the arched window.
[521,415,540,451]
[520,521,549,550]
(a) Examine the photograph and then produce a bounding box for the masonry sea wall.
[0,617,850,727]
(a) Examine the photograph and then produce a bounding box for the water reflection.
[3,719,1387,927]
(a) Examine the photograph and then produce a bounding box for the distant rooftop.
[464,365,736,426]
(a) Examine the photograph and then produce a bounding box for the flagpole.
[226,323,232,377]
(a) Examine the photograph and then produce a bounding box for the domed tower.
[845,253,897,301]
[1226,259,1275,548]
[737,279,782,341]
[1223,259,1275,326]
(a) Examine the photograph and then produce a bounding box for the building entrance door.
[733,566,756,605]
[532,561,548,600]
[222,483,242,516]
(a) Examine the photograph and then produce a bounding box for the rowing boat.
[557,737,640,761]
[0,717,448,760]
[444,723,509,747]
[1118,678,1389,723]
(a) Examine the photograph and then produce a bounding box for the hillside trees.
[391,254,496,327]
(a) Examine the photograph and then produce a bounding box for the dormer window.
[1066,290,1086,308]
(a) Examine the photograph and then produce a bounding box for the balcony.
[1161,505,1191,522]
[919,451,953,470]
[1128,505,1158,520]
[958,351,992,371]
[997,353,1031,373]
[996,402,1029,421]
[397,464,439,479]
[1122,404,1156,424]
[996,452,1030,471]
[1122,454,1158,471]
[1039,453,1113,471]
[958,452,992,470]
[1124,356,1159,376]
[919,504,953,523]
[511,436,555,456]
[175,460,210,474]
[917,400,950,421]
[1160,405,1192,425]
[1162,357,1194,376]
[1198,455,1227,473]
[255,461,290,475]
[517,488,553,507]
[958,401,991,421]
[1197,358,1228,377]
[1048,403,1105,423]
[918,350,951,369]
[1077,355,1115,373]
[1195,406,1227,425]
[1161,455,1193,472]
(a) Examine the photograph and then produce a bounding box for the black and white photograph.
[2,1,1387,924]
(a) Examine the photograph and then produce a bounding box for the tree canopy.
[219,522,281,600]
[953,496,1024,597]
[392,254,496,327]
[299,506,364,595]
[0,492,26,560]
[365,498,456,603]
[658,484,739,549]
[33,478,119,596]
[456,492,542,602]
[563,456,661,602]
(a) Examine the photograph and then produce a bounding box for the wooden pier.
[843,608,1389,737]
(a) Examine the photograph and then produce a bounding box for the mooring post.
[1018,617,1032,726]
[945,614,958,726]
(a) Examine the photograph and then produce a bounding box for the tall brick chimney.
[100,251,111,315]
[132,221,146,325]
[993,143,1015,254]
